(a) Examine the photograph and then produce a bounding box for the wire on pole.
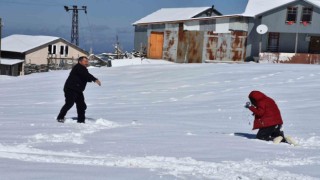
[64,5,87,46]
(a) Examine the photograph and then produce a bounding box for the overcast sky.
[0,0,248,53]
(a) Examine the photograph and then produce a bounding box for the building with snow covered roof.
[0,34,88,76]
[133,1,320,64]
[0,58,24,76]
[244,0,320,63]
[132,6,232,63]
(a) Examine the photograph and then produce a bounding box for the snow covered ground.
[0,59,320,179]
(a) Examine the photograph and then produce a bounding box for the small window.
[48,45,52,54]
[286,7,298,23]
[65,46,69,56]
[52,45,56,54]
[60,46,64,55]
[301,7,313,23]
[48,44,57,54]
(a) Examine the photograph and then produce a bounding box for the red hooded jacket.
[248,91,283,130]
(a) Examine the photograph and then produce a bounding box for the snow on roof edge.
[133,7,211,25]
[1,34,60,53]
[0,58,24,65]
[2,34,88,55]
[241,0,320,17]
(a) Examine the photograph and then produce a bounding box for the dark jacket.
[64,63,97,92]
[248,91,283,130]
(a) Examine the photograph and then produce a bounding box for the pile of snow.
[0,62,320,179]
[110,58,174,67]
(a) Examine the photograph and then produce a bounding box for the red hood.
[249,91,267,101]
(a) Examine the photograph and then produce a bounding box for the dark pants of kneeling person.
[256,125,284,141]
[57,89,87,123]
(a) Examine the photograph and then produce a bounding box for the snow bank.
[111,58,174,67]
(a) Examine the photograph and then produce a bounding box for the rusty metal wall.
[163,30,178,62]
[142,22,247,63]
[203,31,247,61]
[177,31,204,63]
[259,52,320,64]
[231,31,247,61]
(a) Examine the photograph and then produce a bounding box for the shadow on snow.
[234,132,256,139]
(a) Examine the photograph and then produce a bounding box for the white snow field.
[0,59,320,180]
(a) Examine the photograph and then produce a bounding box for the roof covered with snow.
[242,0,320,17]
[0,58,24,65]
[306,0,320,7]
[133,7,211,25]
[1,34,60,53]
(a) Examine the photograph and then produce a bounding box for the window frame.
[65,45,69,57]
[301,7,313,23]
[52,45,57,54]
[286,6,298,24]
[60,45,64,55]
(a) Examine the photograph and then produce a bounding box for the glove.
[244,102,251,108]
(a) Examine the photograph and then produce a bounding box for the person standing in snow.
[244,90,285,143]
[57,56,101,123]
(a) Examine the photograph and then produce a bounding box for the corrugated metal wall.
[200,19,216,31]
[162,30,247,62]
[163,30,178,62]
[134,26,148,52]
[162,24,179,62]
[203,31,247,61]
[135,17,248,63]
[184,21,200,31]
[177,31,204,63]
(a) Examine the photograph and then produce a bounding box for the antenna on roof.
[206,5,215,17]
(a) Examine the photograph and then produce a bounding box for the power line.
[64,5,87,46]
[85,13,94,53]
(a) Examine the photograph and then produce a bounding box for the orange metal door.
[149,32,164,59]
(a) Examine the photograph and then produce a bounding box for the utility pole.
[64,5,87,46]
[116,35,120,59]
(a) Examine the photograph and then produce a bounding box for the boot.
[284,136,298,146]
[273,136,283,144]
[77,120,85,123]
[57,117,65,123]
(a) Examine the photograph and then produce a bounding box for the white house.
[1,34,88,75]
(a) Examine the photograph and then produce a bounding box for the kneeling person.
[245,91,285,143]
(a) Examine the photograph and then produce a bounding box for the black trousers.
[256,125,284,141]
[57,89,87,122]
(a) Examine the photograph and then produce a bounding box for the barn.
[133,6,248,63]
[134,0,320,64]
